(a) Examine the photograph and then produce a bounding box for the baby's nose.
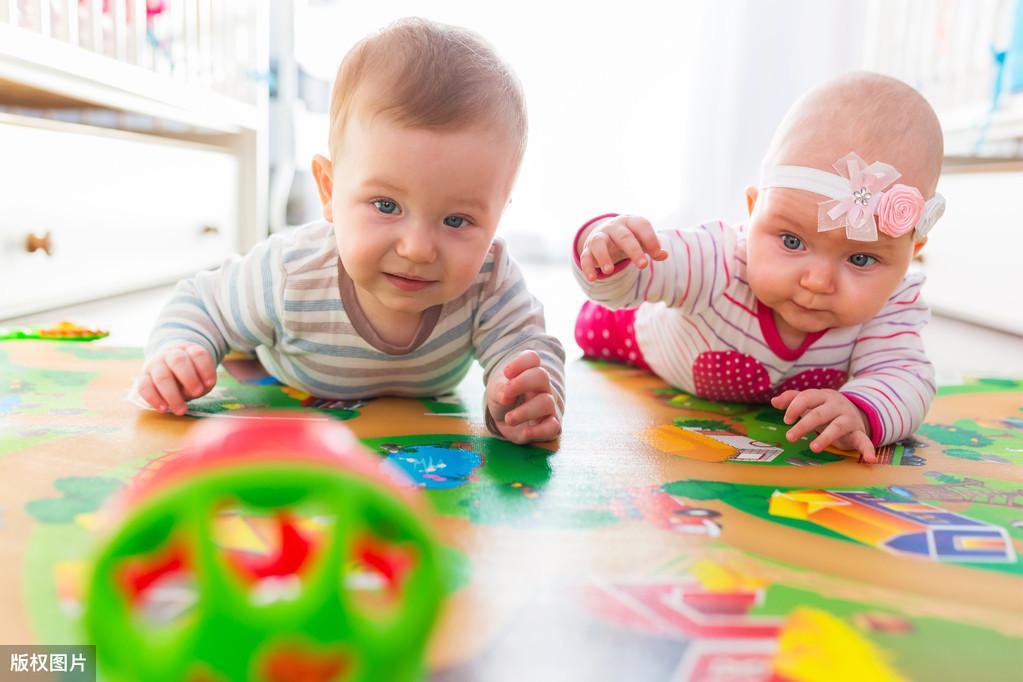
[397,222,437,263]
[801,261,835,293]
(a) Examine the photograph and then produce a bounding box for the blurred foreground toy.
[84,413,443,682]
[0,320,109,341]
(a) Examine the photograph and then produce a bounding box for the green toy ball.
[84,413,444,682]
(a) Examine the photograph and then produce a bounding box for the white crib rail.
[0,0,260,103]
[863,0,1022,154]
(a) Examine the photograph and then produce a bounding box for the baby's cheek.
[439,264,473,301]
[745,266,778,304]
[837,283,890,325]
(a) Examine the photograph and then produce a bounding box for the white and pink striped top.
[572,216,934,447]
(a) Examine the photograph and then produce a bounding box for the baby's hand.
[485,350,561,444]
[578,215,668,281]
[770,389,877,463]
[136,343,217,416]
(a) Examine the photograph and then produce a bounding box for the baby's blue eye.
[849,253,877,268]
[781,234,803,250]
[373,199,400,215]
[443,215,468,229]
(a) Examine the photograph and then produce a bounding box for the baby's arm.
[839,274,935,446]
[571,214,737,314]
[473,241,566,444]
[138,237,283,413]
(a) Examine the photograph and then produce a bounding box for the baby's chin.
[783,318,829,334]
[776,306,837,333]
[382,295,441,314]
[783,307,878,333]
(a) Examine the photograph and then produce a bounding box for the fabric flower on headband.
[875,184,925,238]
[817,152,924,241]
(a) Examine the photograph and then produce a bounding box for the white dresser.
[0,2,268,318]
[0,114,240,317]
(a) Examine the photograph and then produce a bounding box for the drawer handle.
[201,224,221,236]
[25,231,53,256]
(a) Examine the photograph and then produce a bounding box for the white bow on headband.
[761,152,945,242]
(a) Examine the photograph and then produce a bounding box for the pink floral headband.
[761,152,945,242]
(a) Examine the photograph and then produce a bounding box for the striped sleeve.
[145,236,284,364]
[472,241,566,432]
[571,215,738,315]
[840,273,935,446]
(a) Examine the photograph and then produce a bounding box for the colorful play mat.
[1,341,1021,681]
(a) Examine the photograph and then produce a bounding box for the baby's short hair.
[328,17,527,162]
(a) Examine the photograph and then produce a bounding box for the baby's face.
[745,187,916,334]
[327,115,519,316]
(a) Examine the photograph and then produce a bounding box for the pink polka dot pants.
[574,301,651,370]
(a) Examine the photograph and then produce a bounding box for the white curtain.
[663,0,868,232]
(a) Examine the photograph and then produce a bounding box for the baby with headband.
[572,72,944,462]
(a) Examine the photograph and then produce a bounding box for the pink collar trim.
[756,300,827,361]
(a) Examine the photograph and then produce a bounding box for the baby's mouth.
[792,300,821,313]
[384,272,437,292]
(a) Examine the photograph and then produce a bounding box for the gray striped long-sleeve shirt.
[146,220,565,431]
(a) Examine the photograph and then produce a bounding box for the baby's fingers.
[136,376,167,412]
[782,390,828,425]
[507,415,561,444]
[807,415,857,452]
[502,351,541,381]
[525,415,561,442]
[185,344,217,390]
[608,225,650,269]
[810,418,875,463]
[505,392,557,427]
[622,216,667,261]
[852,431,877,463]
[770,390,799,410]
[787,397,845,441]
[503,367,551,406]
[147,361,187,415]
[579,249,600,281]
[164,347,206,399]
[585,232,617,275]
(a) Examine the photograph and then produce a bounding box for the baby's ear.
[744,186,759,216]
[311,154,334,222]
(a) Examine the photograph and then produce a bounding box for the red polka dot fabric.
[692,350,847,403]
[776,367,848,394]
[692,351,772,402]
[575,302,651,370]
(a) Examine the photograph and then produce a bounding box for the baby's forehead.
[774,133,928,185]
[762,189,910,252]
[813,222,907,252]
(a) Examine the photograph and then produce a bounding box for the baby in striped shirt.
[572,72,945,462]
[137,18,565,444]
